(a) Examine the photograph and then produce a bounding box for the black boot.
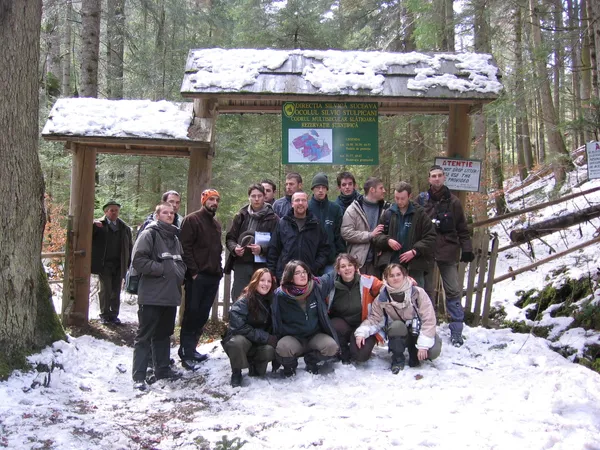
[248,364,257,377]
[278,356,298,378]
[406,334,420,368]
[231,369,242,387]
[388,336,406,374]
[304,351,320,375]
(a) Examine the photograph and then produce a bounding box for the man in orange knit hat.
[178,189,223,369]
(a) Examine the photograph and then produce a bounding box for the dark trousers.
[98,265,121,319]
[331,317,377,363]
[222,335,275,374]
[179,273,221,355]
[132,304,176,381]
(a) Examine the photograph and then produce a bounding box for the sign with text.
[586,141,600,179]
[434,157,482,192]
[282,102,378,165]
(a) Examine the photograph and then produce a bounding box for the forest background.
[39,0,600,239]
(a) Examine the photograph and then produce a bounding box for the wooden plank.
[471,185,600,229]
[447,104,471,205]
[67,143,96,325]
[472,232,490,326]
[465,229,485,312]
[493,236,600,284]
[482,234,500,327]
[42,134,209,148]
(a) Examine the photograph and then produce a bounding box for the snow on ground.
[488,164,600,360]
[3,166,600,449]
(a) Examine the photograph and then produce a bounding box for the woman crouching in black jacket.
[131,202,186,391]
[222,268,278,387]
[271,260,339,377]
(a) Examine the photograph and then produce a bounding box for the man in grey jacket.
[341,177,389,277]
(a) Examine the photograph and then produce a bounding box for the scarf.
[281,279,314,301]
[337,190,362,209]
[383,278,413,308]
[245,204,271,233]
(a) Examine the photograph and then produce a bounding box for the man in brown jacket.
[419,165,474,347]
[178,189,223,368]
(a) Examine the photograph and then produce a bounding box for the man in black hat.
[91,201,133,324]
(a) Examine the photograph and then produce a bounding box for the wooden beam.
[67,143,96,326]
[93,147,192,158]
[447,104,471,204]
[187,149,212,213]
[42,135,209,149]
[215,104,452,115]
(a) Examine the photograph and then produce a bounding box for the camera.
[409,317,421,336]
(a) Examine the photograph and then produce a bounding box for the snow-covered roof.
[42,98,199,142]
[181,48,502,102]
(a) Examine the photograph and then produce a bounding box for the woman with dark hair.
[355,263,441,374]
[225,184,279,301]
[222,268,278,387]
[131,202,186,390]
[326,253,384,364]
[271,260,338,377]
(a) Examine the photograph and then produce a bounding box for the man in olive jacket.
[178,189,223,368]
[419,165,474,347]
[373,181,436,287]
[91,201,132,324]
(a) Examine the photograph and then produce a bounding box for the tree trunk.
[0,0,65,379]
[515,0,534,176]
[588,0,600,97]
[43,0,61,97]
[580,0,593,143]
[106,0,125,99]
[444,0,455,51]
[61,0,72,96]
[568,0,582,148]
[80,0,101,97]
[529,0,571,183]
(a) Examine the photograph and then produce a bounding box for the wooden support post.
[465,229,484,312]
[187,149,212,213]
[447,105,471,204]
[61,215,74,321]
[67,143,96,326]
[482,234,500,327]
[472,232,490,326]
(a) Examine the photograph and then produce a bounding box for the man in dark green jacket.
[373,182,436,287]
[308,173,345,273]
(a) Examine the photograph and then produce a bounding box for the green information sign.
[282,102,379,165]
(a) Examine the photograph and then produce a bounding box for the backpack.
[125,228,156,295]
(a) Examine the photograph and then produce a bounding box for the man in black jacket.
[267,191,330,281]
[91,201,133,324]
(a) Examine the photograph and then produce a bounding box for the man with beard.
[267,191,330,282]
[419,165,474,347]
[178,189,223,368]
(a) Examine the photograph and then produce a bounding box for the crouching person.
[131,202,186,390]
[271,260,339,377]
[355,263,441,374]
[222,268,278,387]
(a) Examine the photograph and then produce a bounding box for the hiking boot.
[154,368,182,382]
[282,365,296,378]
[111,317,122,325]
[133,380,147,391]
[178,347,209,369]
[305,363,319,375]
[231,369,242,387]
[248,365,257,377]
[391,361,405,374]
[451,334,464,348]
[408,346,420,368]
[341,358,352,365]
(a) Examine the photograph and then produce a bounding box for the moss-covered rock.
[501,320,552,339]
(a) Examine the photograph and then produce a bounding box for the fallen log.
[509,204,600,244]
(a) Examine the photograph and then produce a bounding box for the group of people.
[90,166,473,390]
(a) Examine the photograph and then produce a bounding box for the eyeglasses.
[294,270,308,276]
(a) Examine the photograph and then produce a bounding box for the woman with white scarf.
[355,263,441,373]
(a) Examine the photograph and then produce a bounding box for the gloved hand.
[460,251,475,263]
[267,335,278,348]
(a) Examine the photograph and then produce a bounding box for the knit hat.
[201,189,220,206]
[311,172,329,190]
[102,201,121,210]
[239,230,255,247]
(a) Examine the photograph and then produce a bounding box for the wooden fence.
[461,186,600,327]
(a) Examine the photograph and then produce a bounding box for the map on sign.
[288,129,333,163]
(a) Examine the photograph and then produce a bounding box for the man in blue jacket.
[267,191,330,281]
[308,173,345,273]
